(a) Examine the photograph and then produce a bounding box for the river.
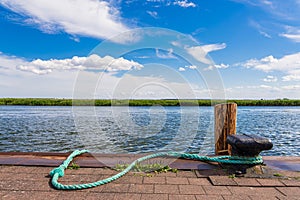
[0,106,299,156]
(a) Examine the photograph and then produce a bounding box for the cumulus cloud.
[186,43,227,64]
[239,53,300,72]
[0,0,130,42]
[263,75,278,82]
[239,52,300,82]
[16,54,143,75]
[173,0,196,8]
[0,52,27,69]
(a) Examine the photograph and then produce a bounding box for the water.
[0,106,299,156]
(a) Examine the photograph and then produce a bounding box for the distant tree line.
[0,98,299,106]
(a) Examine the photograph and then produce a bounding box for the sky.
[0,0,300,99]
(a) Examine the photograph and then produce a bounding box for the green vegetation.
[67,162,80,170]
[113,163,177,174]
[0,98,300,106]
[273,173,284,177]
[228,174,236,179]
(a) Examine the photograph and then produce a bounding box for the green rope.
[49,150,263,190]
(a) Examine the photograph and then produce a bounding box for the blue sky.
[0,0,300,99]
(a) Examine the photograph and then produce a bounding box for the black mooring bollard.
[227,134,273,157]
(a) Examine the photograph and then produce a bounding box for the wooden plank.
[214,103,237,155]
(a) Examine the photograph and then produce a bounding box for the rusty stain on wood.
[214,103,237,155]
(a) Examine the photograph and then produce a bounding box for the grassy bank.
[0,98,300,106]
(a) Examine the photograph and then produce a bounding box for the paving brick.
[91,168,116,175]
[256,179,285,186]
[28,167,54,174]
[113,193,141,200]
[176,171,197,178]
[0,166,35,174]
[87,192,115,200]
[195,170,220,178]
[276,187,300,196]
[113,175,143,184]
[85,184,105,193]
[141,194,168,200]
[228,186,282,196]
[56,191,91,200]
[0,191,7,198]
[234,178,261,186]
[280,179,300,187]
[196,194,224,200]
[188,178,212,185]
[169,194,196,200]
[179,185,205,195]
[128,184,154,193]
[154,184,179,194]
[155,172,177,177]
[249,195,283,200]
[60,174,106,183]
[66,168,104,175]
[0,172,47,181]
[272,195,300,200]
[0,180,54,192]
[222,194,251,200]
[2,191,59,200]
[202,186,231,195]
[166,177,189,185]
[143,176,166,184]
[102,183,130,193]
[209,176,237,186]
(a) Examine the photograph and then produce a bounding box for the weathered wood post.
[214,103,237,155]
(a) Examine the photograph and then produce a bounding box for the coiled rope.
[49,149,263,190]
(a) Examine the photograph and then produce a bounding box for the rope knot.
[49,166,65,177]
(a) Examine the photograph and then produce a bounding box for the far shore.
[1,98,300,106]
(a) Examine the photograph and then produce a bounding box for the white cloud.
[280,26,300,43]
[281,85,300,90]
[240,52,300,71]
[249,20,272,38]
[16,54,143,75]
[281,33,300,42]
[0,0,130,42]
[263,75,278,82]
[239,52,300,82]
[201,43,227,53]
[155,48,176,59]
[178,65,197,71]
[186,43,226,64]
[0,52,204,98]
[215,63,229,69]
[178,67,186,71]
[232,0,300,21]
[147,11,158,18]
[187,65,197,69]
[173,0,196,8]
[204,63,229,71]
[282,74,300,82]
[0,52,27,69]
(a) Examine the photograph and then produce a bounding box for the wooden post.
[214,103,237,155]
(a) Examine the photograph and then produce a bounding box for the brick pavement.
[0,165,299,200]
